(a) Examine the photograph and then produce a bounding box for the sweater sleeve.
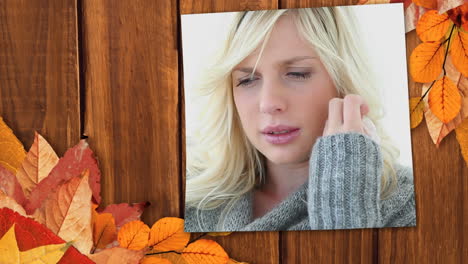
[308,132,384,229]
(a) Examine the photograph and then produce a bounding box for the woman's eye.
[286,72,311,79]
[236,77,258,87]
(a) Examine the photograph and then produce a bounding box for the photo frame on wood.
[181,3,417,232]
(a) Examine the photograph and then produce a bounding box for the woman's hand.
[323,94,379,143]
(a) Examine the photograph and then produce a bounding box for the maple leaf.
[99,201,149,229]
[0,117,26,175]
[25,139,101,214]
[423,56,468,145]
[118,220,150,250]
[16,132,59,198]
[33,170,93,254]
[181,239,229,264]
[88,247,145,264]
[0,165,27,207]
[148,217,190,253]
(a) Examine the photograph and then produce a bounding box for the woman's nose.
[259,79,287,114]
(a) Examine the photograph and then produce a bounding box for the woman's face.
[232,15,338,165]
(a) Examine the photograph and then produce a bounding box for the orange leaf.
[0,191,26,216]
[93,212,117,250]
[16,132,59,198]
[154,252,188,264]
[423,55,468,145]
[140,256,173,264]
[149,217,190,252]
[455,117,468,166]
[428,76,462,123]
[447,2,468,32]
[182,239,229,264]
[410,41,445,83]
[33,170,93,254]
[416,10,451,42]
[410,97,426,129]
[0,117,26,175]
[413,0,436,9]
[118,220,150,250]
[450,28,468,77]
[88,247,145,264]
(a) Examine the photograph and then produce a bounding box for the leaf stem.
[442,24,456,76]
[187,232,207,245]
[145,250,181,256]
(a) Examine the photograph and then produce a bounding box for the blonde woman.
[184,7,416,232]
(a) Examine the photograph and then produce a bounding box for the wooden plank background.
[0,0,466,263]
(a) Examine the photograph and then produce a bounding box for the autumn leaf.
[416,10,451,42]
[410,41,445,83]
[0,165,27,207]
[428,76,462,123]
[0,117,26,175]
[447,2,468,31]
[25,139,101,214]
[413,0,436,9]
[423,56,468,145]
[208,232,232,237]
[156,252,188,264]
[455,117,468,165]
[149,217,190,252]
[140,256,173,264]
[100,202,149,229]
[181,239,229,264]
[16,132,59,198]
[450,27,468,77]
[20,242,72,264]
[93,212,117,250]
[0,191,26,216]
[410,97,426,129]
[88,247,145,264]
[0,224,20,263]
[33,170,93,254]
[118,220,150,250]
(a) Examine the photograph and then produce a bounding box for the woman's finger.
[327,98,344,129]
[343,94,366,132]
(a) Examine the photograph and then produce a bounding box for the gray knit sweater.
[184,132,416,232]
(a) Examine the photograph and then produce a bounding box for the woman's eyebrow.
[232,68,256,74]
[283,56,317,65]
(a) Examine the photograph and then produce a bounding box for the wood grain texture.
[279,1,376,263]
[81,0,180,224]
[179,1,280,263]
[0,0,80,155]
[378,30,468,264]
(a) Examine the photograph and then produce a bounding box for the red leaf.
[0,165,26,207]
[0,208,93,264]
[25,140,101,214]
[99,202,150,228]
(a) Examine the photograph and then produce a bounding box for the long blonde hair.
[185,7,400,229]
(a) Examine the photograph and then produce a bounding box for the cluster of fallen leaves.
[0,116,246,264]
[403,2,468,165]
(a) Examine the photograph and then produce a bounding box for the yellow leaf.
[93,212,117,250]
[149,217,190,252]
[207,232,232,237]
[423,56,468,145]
[410,97,425,129]
[0,224,20,264]
[455,117,468,166]
[182,239,229,264]
[16,132,59,197]
[118,220,150,250]
[410,42,445,83]
[450,28,468,77]
[428,76,462,123]
[0,117,26,174]
[155,252,188,264]
[413,0,436,9]
[33,170,93,254]
[20,242,70,264]
[140,256,173,264]
[416,10,451,42]
[0,191,26,216]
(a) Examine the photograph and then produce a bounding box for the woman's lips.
[261,126,301,144]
